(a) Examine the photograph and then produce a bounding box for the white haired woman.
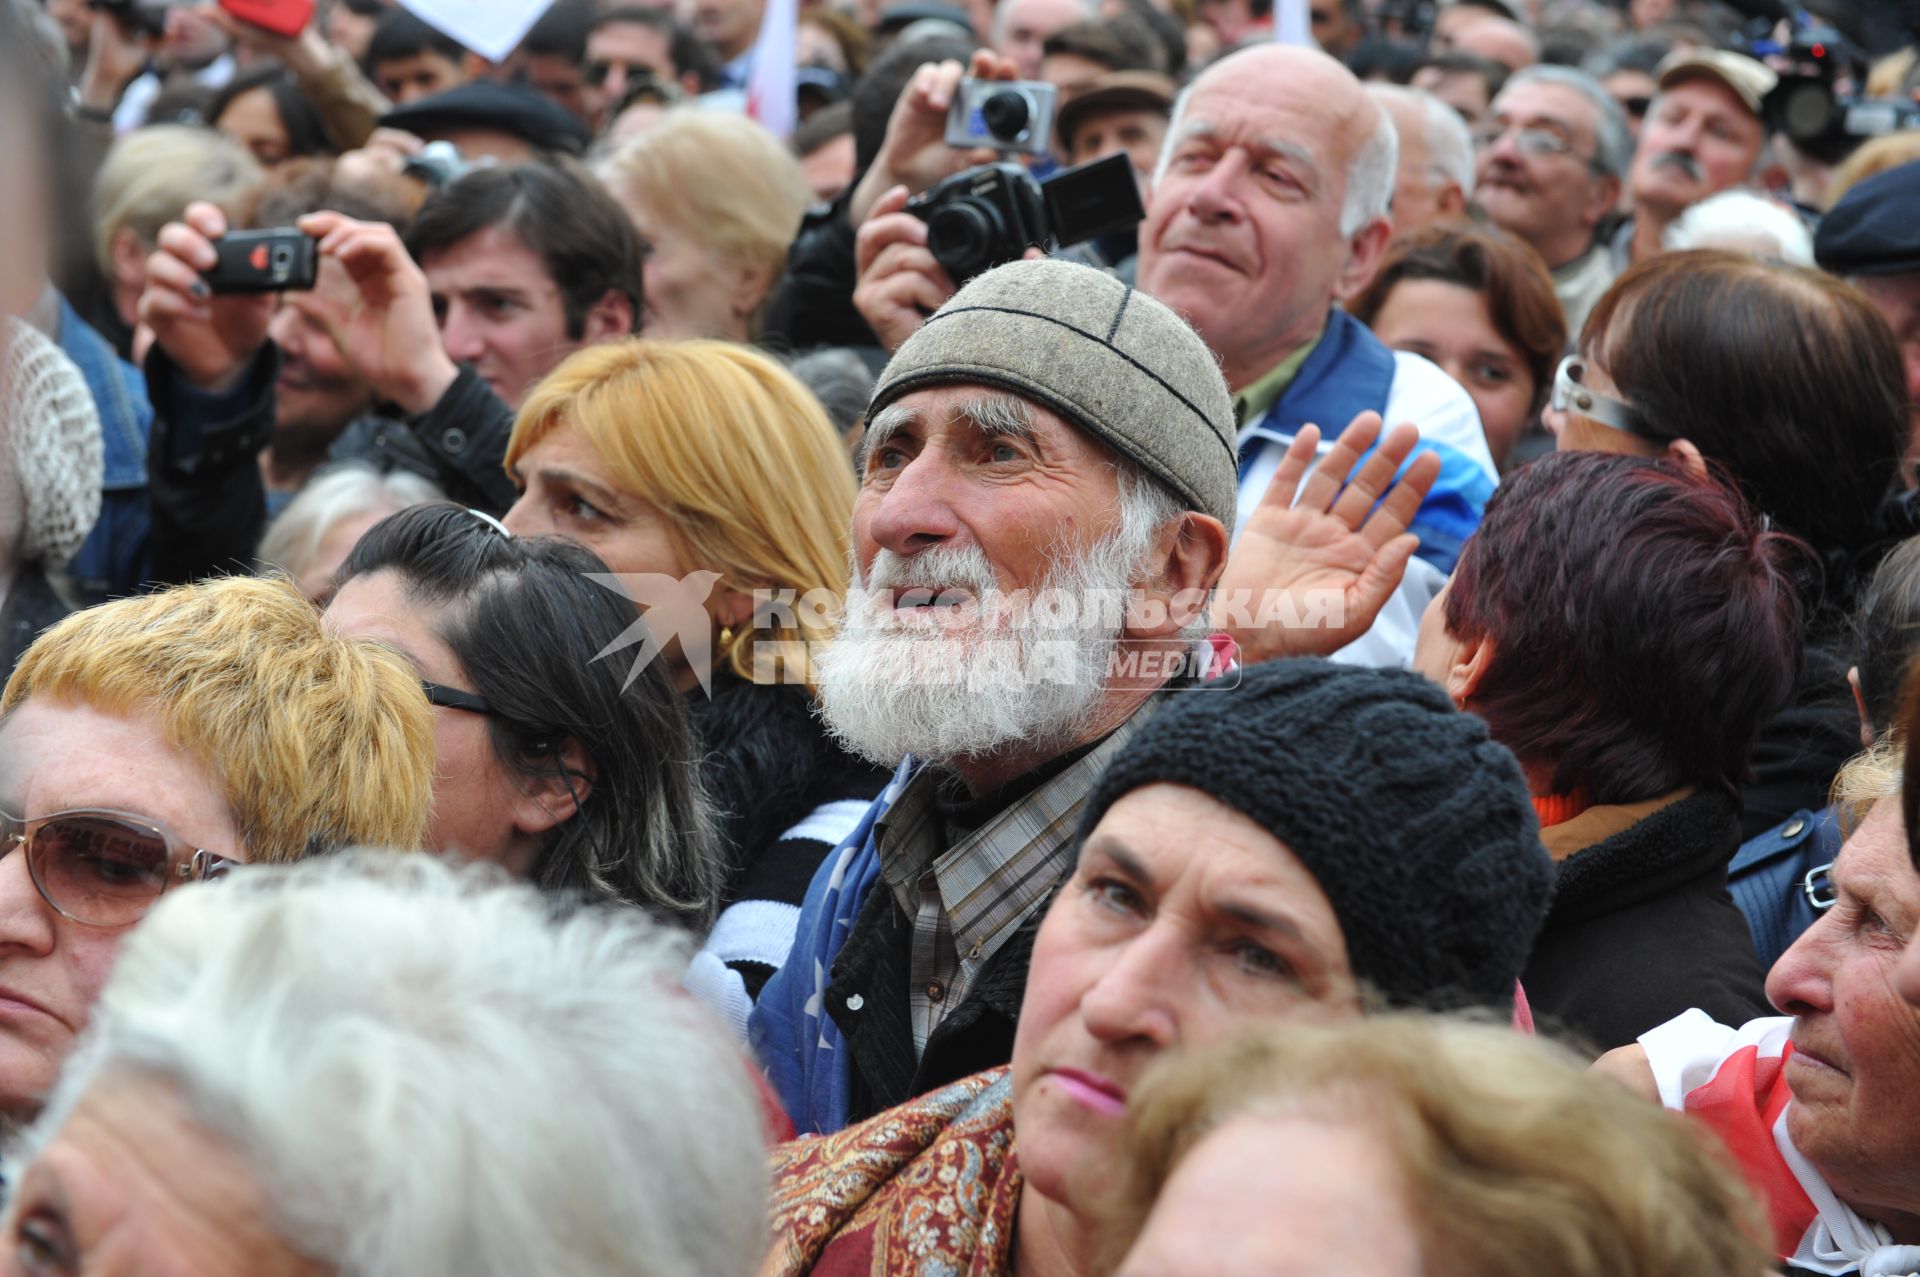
[0,854,772,1277]
[255,462,442,602]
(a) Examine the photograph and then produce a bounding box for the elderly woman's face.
[1009,783,1358,1213]
[0,700,245,1119]
[1766,795,1920,1220]
[0,1072,327,1277]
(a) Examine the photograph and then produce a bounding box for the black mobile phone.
[203,228,318,294]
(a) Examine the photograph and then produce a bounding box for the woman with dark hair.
[1554,249,1914,837]
[325,501,723,929]
[209,66,335,167]
[1348,220,1566,470]
[1414,450,1802,1052]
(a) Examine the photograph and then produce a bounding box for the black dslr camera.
[905,152,1146,286]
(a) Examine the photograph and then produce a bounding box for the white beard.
[817,517,1158,769]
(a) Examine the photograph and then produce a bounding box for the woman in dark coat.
[1414,450,1802,1053]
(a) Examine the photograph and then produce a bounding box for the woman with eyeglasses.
[1549,249,1913,839]
[1348,219,1566,470]
[0,575,435,1120]
[324,502,724,930]
[1412,450,1802,1054]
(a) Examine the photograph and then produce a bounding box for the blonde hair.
[1108,1016,1774,1277]
[91,124,264,278]
[1826,130,1920,211]
[1,576,435,861]
[594,111,811,335]
[1831,737,1904,837]
[507,339,854,688]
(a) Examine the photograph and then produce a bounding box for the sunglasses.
[421,679,495,716]
[1550,355,1638,435]
[0,806,235,929]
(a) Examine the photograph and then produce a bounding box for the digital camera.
[906,152,1146,285]
[944,78,1059,157]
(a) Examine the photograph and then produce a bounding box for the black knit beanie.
[1077,659,1553,1012]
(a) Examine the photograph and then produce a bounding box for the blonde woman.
[594,110,812,343]
[504,339,884,1034]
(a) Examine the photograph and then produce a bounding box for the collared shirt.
[1231,329,1323,427]
[875,713,1152,1055]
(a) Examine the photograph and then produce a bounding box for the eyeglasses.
[421,679,495,716]
[1472,123,1598,168]
[1550,355,1639,435]
[0,806,234,928]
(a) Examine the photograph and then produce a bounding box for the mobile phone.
[203,229,318,294]
[217,0,314,39]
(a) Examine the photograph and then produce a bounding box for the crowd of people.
[3,0,1920,1270]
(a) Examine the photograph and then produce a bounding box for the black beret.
[1077,659,1555,1013]
[379,82,589,156]
[1815,159,1920,278]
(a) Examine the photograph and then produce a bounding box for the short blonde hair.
[508,339,854,689]
[92,125,264,278]
[595,112,811,334]
[1109,1016,1773,1277]
[1832,737,1904,837]
[2,576,435,861]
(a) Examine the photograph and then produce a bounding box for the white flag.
[399,0,553,63]
[1274,0,1314,46]
[746,0,800,140]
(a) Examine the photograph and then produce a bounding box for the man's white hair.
[1155,81,1399,238]
[1366,83,1476,199]
[1661,189,1815,265]
[8,854,770,1277]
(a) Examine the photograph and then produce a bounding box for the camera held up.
[906,152,1146,286]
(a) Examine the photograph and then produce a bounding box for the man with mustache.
[751,256,1428,1134]
[1614,49,1776,268]
[1472,66,1631,340]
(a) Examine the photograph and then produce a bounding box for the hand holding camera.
[295,211,458,416]
[847,49,1017,227]
[140,202,279,394]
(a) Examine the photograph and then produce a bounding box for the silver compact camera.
[944,78,1059,156]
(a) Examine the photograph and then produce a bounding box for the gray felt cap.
[867,258,1238,528]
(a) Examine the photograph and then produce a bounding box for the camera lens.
[980,89,1034,143]
[1778,79,1836,142]
[925,200,1005,284]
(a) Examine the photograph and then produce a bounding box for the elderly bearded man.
[751,257,1427,1135]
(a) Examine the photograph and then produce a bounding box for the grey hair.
[1113,454,1211,642]
[7,853,771,1277]
[1499,65,1633,179]
[1155,84,1400,238]
[1662,189,1814,265]
[255,462,444,580]
[1366,83,1477,199]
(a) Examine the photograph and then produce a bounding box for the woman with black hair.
[325,501,723,929]
[210,66,334,167]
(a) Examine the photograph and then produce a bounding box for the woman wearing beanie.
[0,320,102,673]
[1415,451,1801,1054]
[762,659,1555,1277]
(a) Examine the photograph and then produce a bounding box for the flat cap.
[1815,158,1920,277]
[379,82,589,156]
[868,258,1238,528]
[1656,48,1777,119]
[1055,70,1178,153]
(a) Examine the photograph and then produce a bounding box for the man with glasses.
[1472,65,1632,340]
[0,574,435,1121]
[584,7,710,131]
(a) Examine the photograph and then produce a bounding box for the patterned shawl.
[762,1067,1022,1277]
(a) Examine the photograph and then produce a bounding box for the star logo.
[585,571,726,695]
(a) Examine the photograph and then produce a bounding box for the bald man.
[1135,44,1497,665]
[1451,15,1539,72]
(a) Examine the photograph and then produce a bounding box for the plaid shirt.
[875,714,1151,1055]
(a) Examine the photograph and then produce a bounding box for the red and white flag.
[745,0,800,140]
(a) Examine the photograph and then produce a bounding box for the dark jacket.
[1523,788,1773,1055]
[1741,643,1859,842]
[0,568,73,676]
[143,343,519,585]
[760,194,885,363]
[1730,805,1841,970]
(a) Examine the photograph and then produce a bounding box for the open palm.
[1215,412,1440,663]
